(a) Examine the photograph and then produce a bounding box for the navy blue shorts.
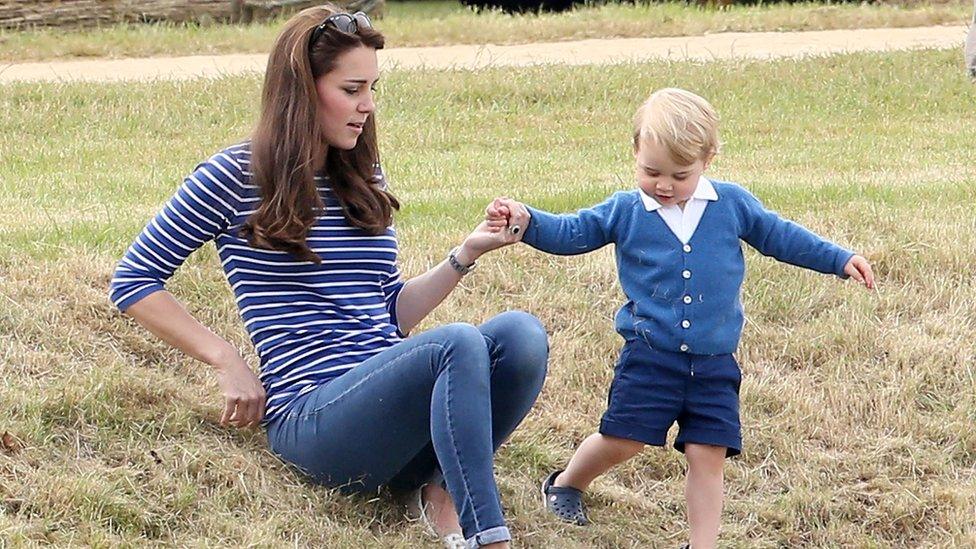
[599,339,742,457]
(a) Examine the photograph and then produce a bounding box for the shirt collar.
[638,176,718,212]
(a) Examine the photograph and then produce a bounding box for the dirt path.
[0,24,966,84]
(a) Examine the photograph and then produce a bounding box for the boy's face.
[635,139,711,207]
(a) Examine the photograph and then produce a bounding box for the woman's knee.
[487,311,549,377]
[438,322,490,359]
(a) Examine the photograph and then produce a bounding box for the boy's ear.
[702,152,715,170]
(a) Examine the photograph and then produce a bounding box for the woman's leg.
[266,322,512,545]
[387,311,549,491]
[387,312,549,538]
[481,311,549,445]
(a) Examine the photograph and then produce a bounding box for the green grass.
[0,0,971,61]
[2,49,976,546]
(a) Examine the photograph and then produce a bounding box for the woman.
[109,6,547,548]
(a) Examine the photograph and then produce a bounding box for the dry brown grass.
[1,48,975,546]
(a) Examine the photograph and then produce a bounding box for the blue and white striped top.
[109,142,405,422]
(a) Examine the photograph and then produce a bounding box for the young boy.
[486,88,875,548]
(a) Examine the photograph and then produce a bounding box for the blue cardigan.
[521,180,853,355]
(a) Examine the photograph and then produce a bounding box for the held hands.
[214,352,267,429]
[843,254,876,290]
[458,197,532,260]
[484,197,530,237]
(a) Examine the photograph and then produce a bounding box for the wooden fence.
[0,0,384,29]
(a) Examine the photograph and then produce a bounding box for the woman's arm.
[125,291,267,428]
[111,150,264,427]
[394,216,524,334]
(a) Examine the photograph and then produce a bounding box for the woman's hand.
[843,254,875,290]
[214,351,267,428]
[124,293,268,429]
[458,219,520,262]
[457,197,531,261]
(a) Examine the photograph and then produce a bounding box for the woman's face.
[315,45,379,151]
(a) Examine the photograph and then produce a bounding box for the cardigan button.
[680,344,689,352]
[683,295,693,304]
[683,244,692,253]
[681,320,691,329]
[682,270,692,279]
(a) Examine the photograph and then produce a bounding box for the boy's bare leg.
[554,433,644,491]
[684,443,727,549]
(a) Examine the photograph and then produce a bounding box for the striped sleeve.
[109,151,244,312]
[381,239,405,332]
[373,162,405,331]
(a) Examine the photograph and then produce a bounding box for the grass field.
[0,0,971,62]
[1,48,975,546]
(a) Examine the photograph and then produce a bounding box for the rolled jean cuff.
[466,525,511,548]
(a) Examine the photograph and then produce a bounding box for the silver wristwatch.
[448,246,477,276]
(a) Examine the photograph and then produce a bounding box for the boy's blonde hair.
[633,88,720,165]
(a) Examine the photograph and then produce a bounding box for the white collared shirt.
[638,176,719,244]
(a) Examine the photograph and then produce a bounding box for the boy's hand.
[484,198,510,231]
[484,197,530,236]
[843,255,875,290]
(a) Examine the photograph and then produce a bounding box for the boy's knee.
[684,443,727,471]
[597,433,645,459]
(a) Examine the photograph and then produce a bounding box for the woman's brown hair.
[242,4,399,263]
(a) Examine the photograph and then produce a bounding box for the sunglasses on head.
[309,11,372,51]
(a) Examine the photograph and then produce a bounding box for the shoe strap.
[545,484,583,496]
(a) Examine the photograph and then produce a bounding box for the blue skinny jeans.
[266,311,549,547]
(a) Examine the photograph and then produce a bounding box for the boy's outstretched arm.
[737,188,875,290]
[486,195,619,255]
